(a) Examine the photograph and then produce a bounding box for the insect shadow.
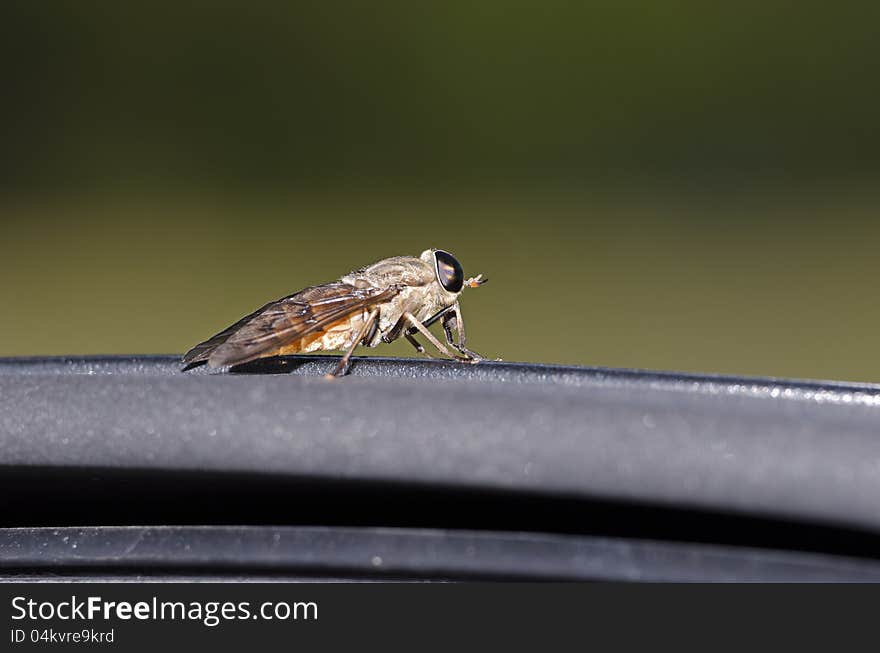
[229,356,323,374]
[183,354,356,375]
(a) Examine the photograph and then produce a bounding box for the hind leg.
[326,309,380,378]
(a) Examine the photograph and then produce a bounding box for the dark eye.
[434,250,464,293]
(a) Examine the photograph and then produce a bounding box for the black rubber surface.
[2,354,880,541]
[4,525,880,582]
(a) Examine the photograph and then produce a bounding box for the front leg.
[404,332,445,360]
[387,311,453,360]
[442,302,486,361]
[404,312,477,364]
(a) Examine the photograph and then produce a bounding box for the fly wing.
[181,301,277,366]
[182,282,402,369]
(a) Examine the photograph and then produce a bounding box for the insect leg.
[404,312,476,364]
[441,311,456,345]
[416,305,457,330]
[363,308,380,346]
[443,302,486,360]
[404,332,448,359]
[402,303,475,355]
[385,310,447,359]
[328,309,379,378]
[382,313,411,344]
[385,303,452,344]
[398,305,455,344]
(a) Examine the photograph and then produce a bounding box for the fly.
[182,248,489,377]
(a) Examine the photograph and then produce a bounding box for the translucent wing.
[182,282,402,369]
[181,302,276,367]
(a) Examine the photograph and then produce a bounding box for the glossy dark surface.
[3,526,880,582]
[2,355,880,537]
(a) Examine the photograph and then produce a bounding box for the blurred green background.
[3,2,879,381]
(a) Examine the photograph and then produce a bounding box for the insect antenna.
[464,274,487,288]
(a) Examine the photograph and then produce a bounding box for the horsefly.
[182,248,489,377]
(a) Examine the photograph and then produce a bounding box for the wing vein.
[183,282,402,368]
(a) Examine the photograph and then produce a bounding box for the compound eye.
[434,250,464,293]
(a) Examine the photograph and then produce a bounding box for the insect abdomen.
[273,312,367,356]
